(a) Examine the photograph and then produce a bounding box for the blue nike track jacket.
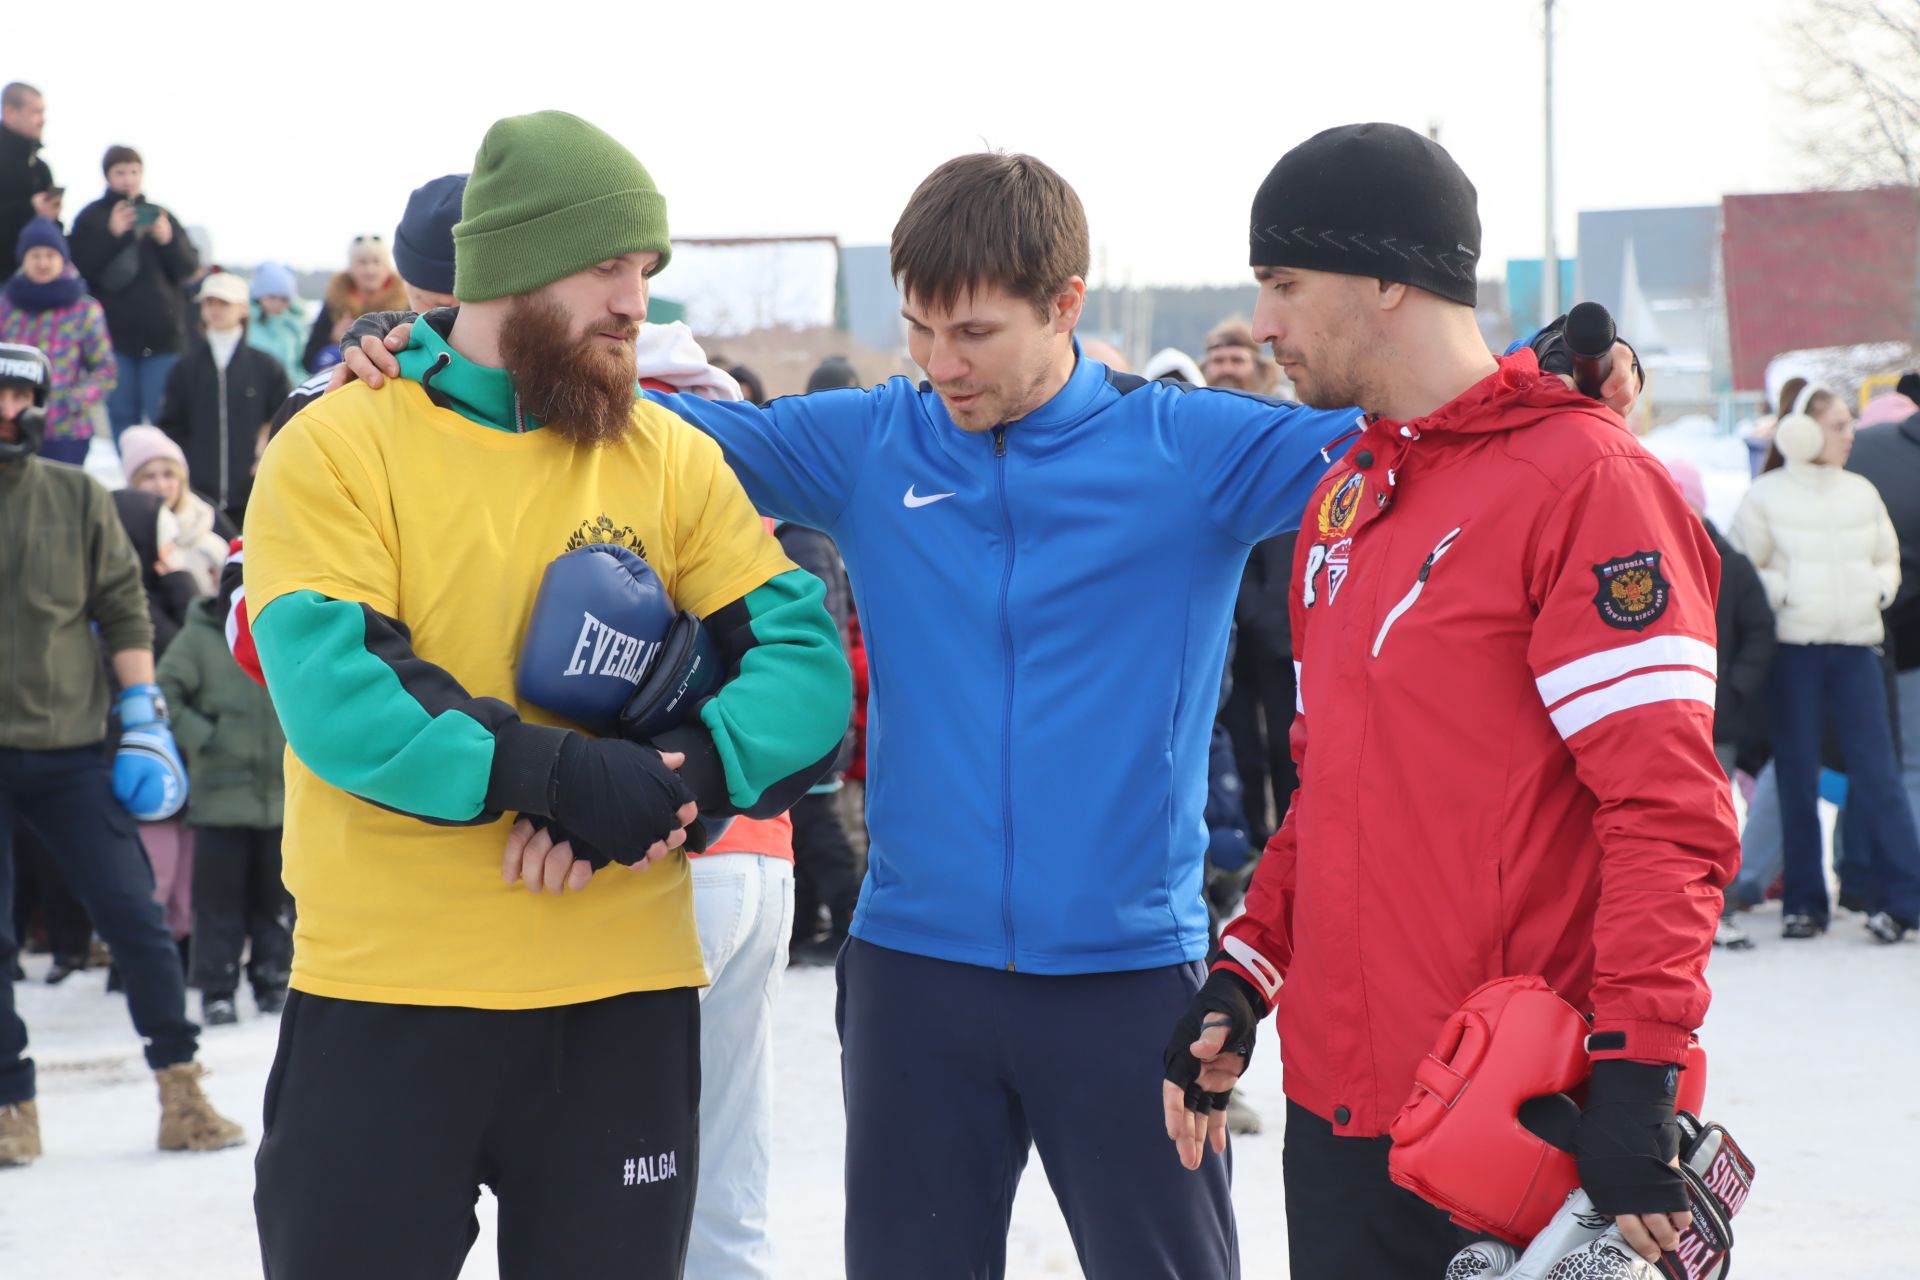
[650,348,1355,973]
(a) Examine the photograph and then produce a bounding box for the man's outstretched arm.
[335,310,875,532]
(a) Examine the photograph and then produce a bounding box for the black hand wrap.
[520,815,612,872]
[546,734,696,867]
[524,801,712,875]
[1574,1060,1688,1216]
[1163,969,1263,1116]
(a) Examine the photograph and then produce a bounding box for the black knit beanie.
[1249,123,1481,307]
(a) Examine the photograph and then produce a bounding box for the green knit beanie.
[452,111,671,302]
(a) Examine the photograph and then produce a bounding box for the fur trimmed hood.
[321,270,409,322]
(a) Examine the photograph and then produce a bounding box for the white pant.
[687,853,794,1280]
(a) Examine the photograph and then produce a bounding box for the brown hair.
[101,144,143,175]
[1204,317,1279,393]
[1775,376,1837,421]
[890,152,1089,319]
[1205,319,1259,353]
[1,83,40,112]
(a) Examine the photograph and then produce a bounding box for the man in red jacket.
[1160,123,1740,1278]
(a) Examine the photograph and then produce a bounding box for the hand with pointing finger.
[1161,969,1265,1170]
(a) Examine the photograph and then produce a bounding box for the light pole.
[1543,0,1560,326]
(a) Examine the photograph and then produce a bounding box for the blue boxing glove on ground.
[113,683,189,821]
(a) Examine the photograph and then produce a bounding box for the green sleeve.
[251,589,526,823]
[657,569,852,817]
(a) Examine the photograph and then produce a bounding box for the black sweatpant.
[0,745,199,1105]
[187,825,291,997]
[791,789,859,943]
[1282,1100,1467,1278]
[1223,639,1299,843]
[255,987,700,1280]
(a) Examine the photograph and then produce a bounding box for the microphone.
[1565,302,1616,402]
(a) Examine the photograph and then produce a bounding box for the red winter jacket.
[1216,350,1739,1139]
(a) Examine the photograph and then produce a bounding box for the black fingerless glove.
[341,309,419,354]
[1163,969,1264,1115]
[1574,1059,1688,1215]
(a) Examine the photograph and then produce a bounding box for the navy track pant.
[836,937,1237,1279]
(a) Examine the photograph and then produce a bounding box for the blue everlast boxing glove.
[112,684,188,821]
[517,544,722,737]
[617,610,723,742]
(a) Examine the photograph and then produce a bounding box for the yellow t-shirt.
[243,378,794,1008]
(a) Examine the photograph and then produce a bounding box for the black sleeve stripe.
[703,595,757,685]
[689,589,845,817]
[352,603,523,828]
[736,740,840,820]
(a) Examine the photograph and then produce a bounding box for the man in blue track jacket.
[635,157,1338,1276]
[339,147,1638,1280]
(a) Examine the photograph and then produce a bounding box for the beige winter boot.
[155,1063,245,1152]
[0,1100,41,1166]
[1225,1092,1264,1136]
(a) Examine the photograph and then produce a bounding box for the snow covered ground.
[9,419,1915,1277]
[2,910,1916,1278]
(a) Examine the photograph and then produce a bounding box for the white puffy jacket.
[1733,456,1901,647]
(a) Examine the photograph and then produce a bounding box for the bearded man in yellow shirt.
[243,111,850,1279]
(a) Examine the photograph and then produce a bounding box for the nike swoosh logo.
[903,485,956,509]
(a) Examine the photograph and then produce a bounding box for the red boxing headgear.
[1387,976,1591,1245]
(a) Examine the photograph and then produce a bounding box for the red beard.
[499,295,639,447]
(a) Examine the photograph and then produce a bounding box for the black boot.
[790,927,849,968]
[1781,913,1826,940]
[44,952,88,984]
[1865,912,1914,944]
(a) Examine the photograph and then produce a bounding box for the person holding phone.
[0,82,59,274]
[69,145,199,441]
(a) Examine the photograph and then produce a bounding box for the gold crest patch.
[1317,472,1365,538]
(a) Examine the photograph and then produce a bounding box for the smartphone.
[133,201,162,228]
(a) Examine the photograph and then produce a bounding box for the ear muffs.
[1773,381,1831,464]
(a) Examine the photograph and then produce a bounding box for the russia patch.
[1591,550,1670,631]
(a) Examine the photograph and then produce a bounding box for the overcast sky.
[19,0,1813,291]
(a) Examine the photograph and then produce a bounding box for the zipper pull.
[1423,528,1462,574]
[993,426,1007,458]
[1371,527,1462,658]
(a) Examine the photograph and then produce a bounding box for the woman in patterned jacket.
[0,217,115,464]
